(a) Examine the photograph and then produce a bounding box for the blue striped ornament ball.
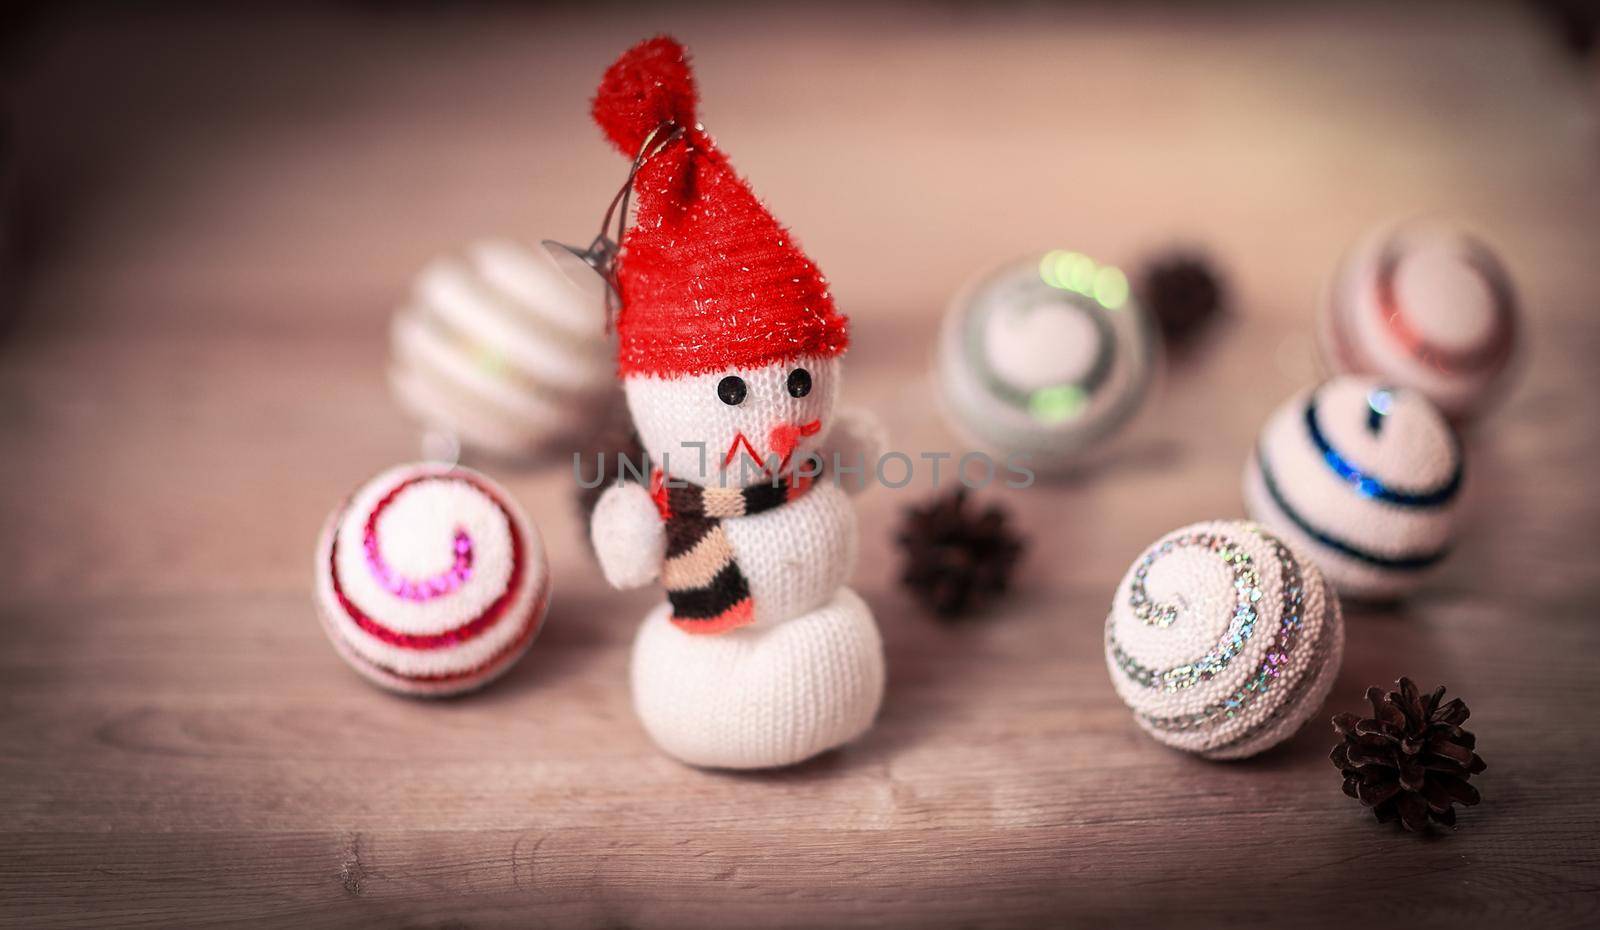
[1244,377,1463,600]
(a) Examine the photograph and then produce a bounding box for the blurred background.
[1,0,1596,598]
[3,1,1597,335]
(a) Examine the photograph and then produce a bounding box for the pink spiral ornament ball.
[314,463,549,696]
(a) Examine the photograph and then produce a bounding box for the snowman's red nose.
[768,419,821,460]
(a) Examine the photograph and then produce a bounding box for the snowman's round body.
[630,584,883,770]
[626,475,882,768]
[722,480,859,627]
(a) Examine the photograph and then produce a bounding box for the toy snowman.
[586,37,887,769]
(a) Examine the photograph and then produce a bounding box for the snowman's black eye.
[787,368,812,398]
[717,375,747,406]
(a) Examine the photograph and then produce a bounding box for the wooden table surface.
[3,4,1598,927]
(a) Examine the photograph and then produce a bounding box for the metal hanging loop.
[544,122,686,331]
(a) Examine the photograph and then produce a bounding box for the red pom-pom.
[592,35,698,156]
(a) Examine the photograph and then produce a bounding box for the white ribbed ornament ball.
[1244,377,1462,600]
[1105,520,1344,759]
[937,251,1159,474]
[1319,222,1520,421]
[389,239,617,459]
[314,463,549,696]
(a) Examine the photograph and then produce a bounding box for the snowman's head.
[625,355,839,487]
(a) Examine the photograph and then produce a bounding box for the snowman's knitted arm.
[821,407,886,496]
[592,482,666,589]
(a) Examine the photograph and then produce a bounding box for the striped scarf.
[650,467,815,634]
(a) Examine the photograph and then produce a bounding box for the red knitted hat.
[592,36,849,379]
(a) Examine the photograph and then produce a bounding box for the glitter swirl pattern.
[331,474,522,650]
[365,525,474,602]
[316,464,550,696]
[1133,529,1308,733]
[1109,532,1262,692]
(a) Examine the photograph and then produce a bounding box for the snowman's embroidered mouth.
[722,420,822,476]
[722,432,765,471]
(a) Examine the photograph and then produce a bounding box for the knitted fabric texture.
[1105,520,1344,760]
[1319,223,1519,421]
[625,356,840,489]
[1244,376,1461,600]
[652,466,816,634]
[631,587,884,769]
[390,239,614,458]
[592,35,848,378]
[314,463,549,696]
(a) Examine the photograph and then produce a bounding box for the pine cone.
[1138,250,1226,348]
[896,488,1025,619]
[1331,677,1486,832]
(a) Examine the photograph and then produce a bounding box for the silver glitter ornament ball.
[937,251,1159,474]
[1244,376,1463,601]
[1105,520,1344,760]
[389,239,619,461]
[1319,221,1520,421]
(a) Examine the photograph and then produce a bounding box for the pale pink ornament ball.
[1319,221,1521,422]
